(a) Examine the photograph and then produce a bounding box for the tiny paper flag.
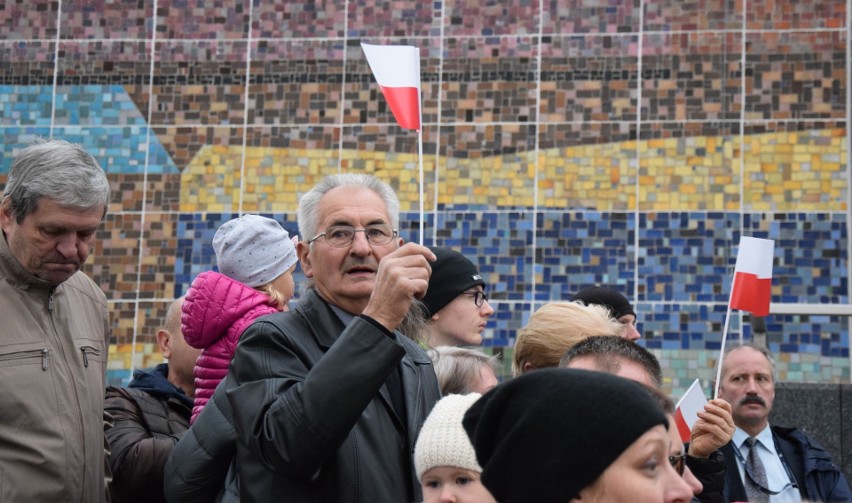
[361,43,421,131]
[674,378,708,443]
[729,236,775,317]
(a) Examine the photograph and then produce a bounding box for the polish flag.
[361,43,421,131]
[674,379,708,443]
[729,236,775,317]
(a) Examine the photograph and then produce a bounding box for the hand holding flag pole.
[361,42,425,243]
[713,236,775,398]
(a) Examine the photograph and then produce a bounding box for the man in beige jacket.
[0,138,111,501]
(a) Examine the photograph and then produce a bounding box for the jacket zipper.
[0,348,50,370]
[80,346,100,368]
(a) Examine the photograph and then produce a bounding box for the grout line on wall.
[237,1,256,215]
[633,0,645,302]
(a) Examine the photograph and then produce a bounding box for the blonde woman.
[511,300,623,376]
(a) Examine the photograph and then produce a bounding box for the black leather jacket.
[224,289,441,502]
[163,379,238,503]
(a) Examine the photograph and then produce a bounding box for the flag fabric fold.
[361,43,421,131]
[674,378,708,443]
[729,236,775,317]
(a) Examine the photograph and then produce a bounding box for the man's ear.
[0,198,13,230]
[523,362,536,373]
[156,328,172,360]
[297,240,314,278]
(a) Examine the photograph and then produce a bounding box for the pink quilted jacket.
[181,270,280,423]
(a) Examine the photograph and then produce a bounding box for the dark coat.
[225,288,441,503]
[720,426,852,502]
[163,378,239,503]
[686,450,727,503]
[104,364,192,503]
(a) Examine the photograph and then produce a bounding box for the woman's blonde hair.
[512,301,624,377]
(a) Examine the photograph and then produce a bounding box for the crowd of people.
[1,138,850,502]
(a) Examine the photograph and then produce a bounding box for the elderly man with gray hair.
[0,138,111,501]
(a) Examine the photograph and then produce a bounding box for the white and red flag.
[674,378,708,443]
[729,236,775,317]
[361,43,421,131]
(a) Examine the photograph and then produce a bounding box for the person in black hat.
[462,368,694,503]
[570,285,641,341]
[419,247,494,347]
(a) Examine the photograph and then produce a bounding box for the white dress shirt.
[733,425,802,503]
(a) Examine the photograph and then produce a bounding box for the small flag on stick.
[361,43,421,131]
[729,236,775,316]
[674,378,708,443]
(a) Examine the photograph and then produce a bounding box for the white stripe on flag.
[360,43,420,88]
[734,236,774,279]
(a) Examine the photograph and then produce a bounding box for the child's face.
[271,264,297,309]
[420,466,496,503]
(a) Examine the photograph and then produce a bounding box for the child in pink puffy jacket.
[181,214,298,423]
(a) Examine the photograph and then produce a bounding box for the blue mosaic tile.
[0,126,53,170]
[744,213,848,303]
[637,302,740,351]
[54,85,147,126]
[765,314,849,357]
[481,301,532,348]
[430,211,535,302]
[537,211,635,299]
[1,87,178,174]
[0,85,54,126]
[639,212,740,303]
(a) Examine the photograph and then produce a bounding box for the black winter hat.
[462,368,668,503]
[570,286,636,319]
[421,247,485,318]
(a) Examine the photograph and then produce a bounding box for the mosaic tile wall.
[0,0,849,397]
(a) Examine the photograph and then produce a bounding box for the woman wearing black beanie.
[462,368,694,503]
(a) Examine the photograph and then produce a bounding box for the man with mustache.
[717,343,851,502]
[0,138,111,501]
[223,174,442,502]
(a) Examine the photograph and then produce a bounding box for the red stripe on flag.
[729,271,771,316]
[379,86,420,130]
[674,407,692,444]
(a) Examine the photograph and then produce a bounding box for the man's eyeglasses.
[462,290,488,308]
[308,224,398,248]
[669,452,686,476]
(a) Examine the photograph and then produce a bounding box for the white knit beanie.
[212,214,298,287]
[414,393,483,480]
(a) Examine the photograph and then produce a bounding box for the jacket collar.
[295,289,433,363]
[0,230,54,292]
[294,289,349,350]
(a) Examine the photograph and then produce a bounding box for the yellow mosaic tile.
[179,129,846,213]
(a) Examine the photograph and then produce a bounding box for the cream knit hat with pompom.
[414,393,483,480]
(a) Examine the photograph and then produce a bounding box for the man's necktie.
[744,437,770,503]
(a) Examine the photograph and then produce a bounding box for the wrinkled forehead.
[722,347,773,377]
[318,186,391,226]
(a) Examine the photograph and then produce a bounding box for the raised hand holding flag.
[360,42,426,243]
